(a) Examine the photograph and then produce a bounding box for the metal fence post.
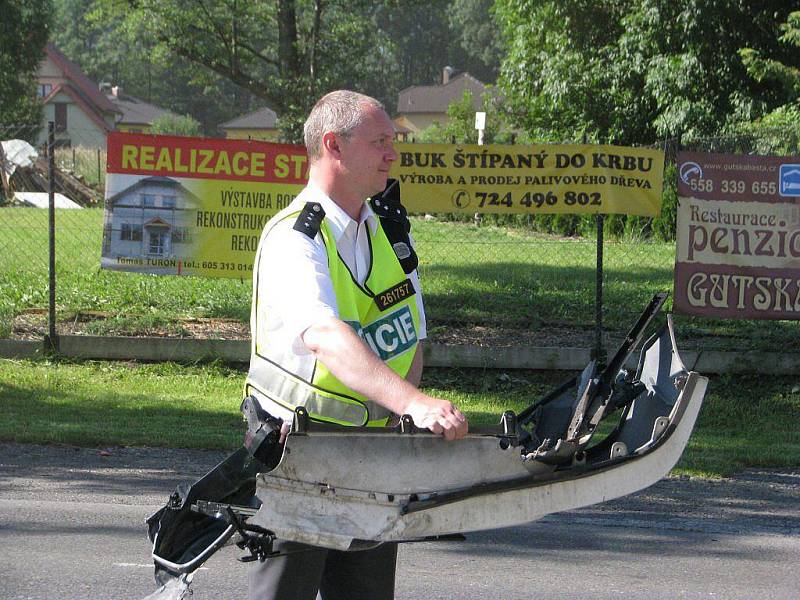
[584,132,605,363]
[46,122,59,353]
[595,214,604,363]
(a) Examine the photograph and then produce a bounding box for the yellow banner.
[102,132,305,278]
[101,135,665,279]
[390,143,664,216]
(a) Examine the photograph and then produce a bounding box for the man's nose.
[385,144,397,162]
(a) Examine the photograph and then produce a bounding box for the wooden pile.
[5,157,102,207]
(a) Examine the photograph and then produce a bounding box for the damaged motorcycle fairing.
[145,292,708,593]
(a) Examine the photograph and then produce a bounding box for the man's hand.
[403,392,468,441]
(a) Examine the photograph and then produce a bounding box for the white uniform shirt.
[254,180,427,383]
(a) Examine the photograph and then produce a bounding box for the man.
[245,90,468,599]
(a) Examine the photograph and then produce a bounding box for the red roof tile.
[44,43,120,115]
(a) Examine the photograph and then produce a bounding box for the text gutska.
[673,151,800,320]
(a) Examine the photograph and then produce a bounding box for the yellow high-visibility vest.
[246,204,420,426]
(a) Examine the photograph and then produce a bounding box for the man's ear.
[321,131,342,159]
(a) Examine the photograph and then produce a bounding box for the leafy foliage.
[50,0,254,135]
[494,0,798,145]
[731,11,800,155]
[415,90,514,144]
[0,1,51,135]
[48,1,505,142]
[149,114,203,137]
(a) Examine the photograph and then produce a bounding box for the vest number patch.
[347,305,417,361]
[374,278,415,311]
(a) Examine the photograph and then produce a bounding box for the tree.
[494,0,797,145]
[416,90,512,144]
[51,0,253,135]
[447,0,504,83]
[0,1,51,137]
[149,114,202,137]
[739,11,800,111]
[733,11,800,154]
[89,1,508,141]
[97,0,395,141]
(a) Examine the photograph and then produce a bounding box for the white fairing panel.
[252,320,708,550]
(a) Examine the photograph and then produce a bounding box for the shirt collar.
[303,180,378,241]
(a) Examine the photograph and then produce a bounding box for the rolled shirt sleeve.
[256,219,338,356]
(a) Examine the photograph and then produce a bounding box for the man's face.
[338,106,397,198]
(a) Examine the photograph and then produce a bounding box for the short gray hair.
[304,90,385,162]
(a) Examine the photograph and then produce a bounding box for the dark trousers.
[248,539,398,600]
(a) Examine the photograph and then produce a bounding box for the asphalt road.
[1,443,798,600]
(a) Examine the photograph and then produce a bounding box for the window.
[162,195,176,208]
[172,227,191,244]
[120,223,143,241]
[149,230,167,255]
[54,103,67,132]
[38,84,52,98]
[142,194,156,207]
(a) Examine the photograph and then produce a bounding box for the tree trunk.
[277,0,300,80]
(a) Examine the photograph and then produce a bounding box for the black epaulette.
[293,202,325,239]
[369,179,418,274]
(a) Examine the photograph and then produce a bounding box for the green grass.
[1,208,798,348]
[0,358,245,449]
[1,358,798,477]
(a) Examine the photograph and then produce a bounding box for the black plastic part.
[369,178,419,274]
[241,396,284,467]
[400,414,418,433]
[293,406,310,432]
[147,402,286,585]
[226,507,279,563]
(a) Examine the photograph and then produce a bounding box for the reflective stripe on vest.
[246,206,420,427]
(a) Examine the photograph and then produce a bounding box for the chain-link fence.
[1,124,797,355]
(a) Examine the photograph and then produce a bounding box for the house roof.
[396,73,486,115]
[219,106,278,130]
[43,43,120,115]
[42,83,114,133]
[107,176,198,207]
[109,93,179,126]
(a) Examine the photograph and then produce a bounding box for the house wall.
[37,90,109,149]
[393,113,447,134]
[223,128,281,142]
[109,181,195,259]
[37,55,66,87]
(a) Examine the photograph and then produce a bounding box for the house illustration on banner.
[103,176,198,263]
